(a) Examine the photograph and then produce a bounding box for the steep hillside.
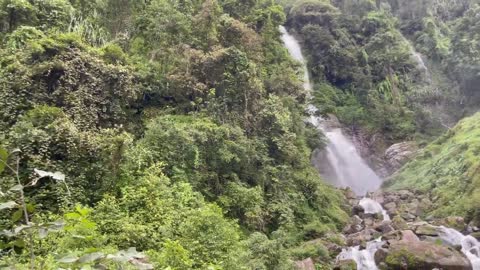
[0,0,348,269]
[385,112,480,225]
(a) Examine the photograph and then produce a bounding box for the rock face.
[384,142,418,173]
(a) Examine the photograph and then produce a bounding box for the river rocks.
[374,220,395,234]
[391,216,409,230]
[294,258,315,270]
[352,205,365,216]
[384,141,418,173]
[413,223,440,236]
[343,216,364,234]
[400,230,420,242]
[384,201,397,216]
[382,240,472,270]
[346,229,377,246]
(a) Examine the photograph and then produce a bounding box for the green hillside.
[386,112,480,224]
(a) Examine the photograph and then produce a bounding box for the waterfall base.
[336,189,480,270]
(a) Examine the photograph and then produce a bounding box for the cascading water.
[438,226,480,269]
[279,26,383,196]
[279,25,480,270]
[280,25,386,269]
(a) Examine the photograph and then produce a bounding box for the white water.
[279,26,383,196]
[279,25,479,270]
[405,39,432,83]
[359,198,390,221]
[279,26,312,92]
[438,226,480,269]
[280,25,386,269]
[337,238,384,270]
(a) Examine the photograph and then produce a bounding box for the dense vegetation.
[1,0,479,268]
[0,0,350,268]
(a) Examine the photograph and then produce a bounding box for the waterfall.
[404,37,432,83]
[279,26,312,92]
[279,24,480,270]
[337,238,384,270]
[279,26,383,196]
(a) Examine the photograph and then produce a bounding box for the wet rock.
[346,229,376,246]
[381,240,472,270]
[333,259,357,270]
[352,205,365,216]
[294,258,315,270]
[375,220,394,234]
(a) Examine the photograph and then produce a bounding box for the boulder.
[344,188,357,200]
[374,248,388,266]
[294,258,315,270]
[381,240,472,270]
[375,220,395,234]
[383,230,402,241]
[400,212,416,222]
[343,215,364,234]
[346,229,377,246]
[384,202,397,216]
[391,216,409,230]
[352,205,365,216]
[401,230,420,242]
[384,142,418,172]
[433,216,466,231]
[334,259,357,270]
[414,224,440,236]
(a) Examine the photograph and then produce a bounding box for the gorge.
[280,24,480,270]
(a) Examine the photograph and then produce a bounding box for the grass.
[384,112,480,220]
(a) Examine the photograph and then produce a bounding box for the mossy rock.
[334,259,357,270]
[382,241,471,270]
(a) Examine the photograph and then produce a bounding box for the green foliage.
[93,166,243,269]
[0,0,351,268]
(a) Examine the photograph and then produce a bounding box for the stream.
[280,25,480,270]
